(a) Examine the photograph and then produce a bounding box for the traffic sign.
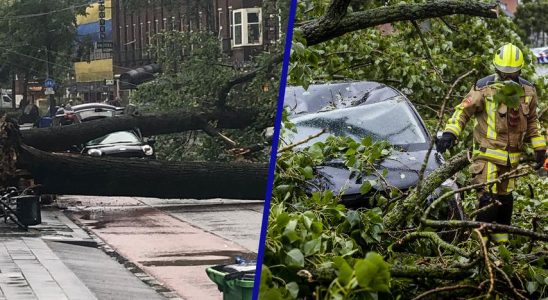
[44,87,55,95]
[44,78,55,88]
[97,41,113,49]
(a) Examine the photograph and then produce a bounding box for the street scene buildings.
[0,0,285,299]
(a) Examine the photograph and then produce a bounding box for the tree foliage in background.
[261,0,548,299]
[130,0,289,162]
[0,0,87,102]
[514,0,548,47]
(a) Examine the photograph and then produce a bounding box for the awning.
[119,64,162,89]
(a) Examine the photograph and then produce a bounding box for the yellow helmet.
[493,43,524,73]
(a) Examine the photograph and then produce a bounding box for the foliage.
[263,134,393,299]
[492,80,525,109]
[263,1,548,299]
[126,0,292,161]
[0,0,85,88]
[514,0,548,47]
[290,0,546,121]
[130,29,282,161]
[263,129,548,299]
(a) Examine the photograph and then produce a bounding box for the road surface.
[60,196,264,299]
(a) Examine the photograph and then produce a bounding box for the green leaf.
[492,81,524,109]
[354,252,390,292]
[303,238,321,256]
[498,245,511,263]
[333,256,353,286]
[308,143,324,161]
[285,249,305,268]
[276,185,292,195]
[360,180,372,194]
[285,282,299,299]
[346,210,361,228]
[276,212,290,228]
[526,281,538,294]
[310,221,323,235]
[302,166,314,179]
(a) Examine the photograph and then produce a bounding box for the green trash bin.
[206,263,256,300]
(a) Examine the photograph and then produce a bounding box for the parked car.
[284,81,463,219]
[51,103,152,158]
[82,129,155,159]
[52,103,124,126]
[0,93,13,109]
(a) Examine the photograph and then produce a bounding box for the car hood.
[313,149,443,194]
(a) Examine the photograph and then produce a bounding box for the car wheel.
[40,194,56,205]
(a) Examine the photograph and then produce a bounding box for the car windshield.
[77,109,115,121]
[287,98,427,148]
[86,131,140,146]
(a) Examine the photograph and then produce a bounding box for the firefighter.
[436,43,547,244]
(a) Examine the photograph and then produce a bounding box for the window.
[232,8,262,47]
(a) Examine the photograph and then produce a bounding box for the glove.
[436,132,457,153]
[535,150,547,170]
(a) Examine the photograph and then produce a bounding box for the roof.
[72,103,117,111]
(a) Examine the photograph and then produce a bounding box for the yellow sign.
[74,59,113,82]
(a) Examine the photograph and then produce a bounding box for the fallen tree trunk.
[20,109,260,151]
[383,151,470,229]
[301,0,498,45]
[18,145,269,200]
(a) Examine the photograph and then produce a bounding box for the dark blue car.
[284,81,463,219]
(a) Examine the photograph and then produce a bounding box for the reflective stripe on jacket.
[444,74,547,166]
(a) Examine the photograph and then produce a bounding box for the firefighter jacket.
[444,74,547,166]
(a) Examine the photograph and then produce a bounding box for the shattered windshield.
[287,98,427,148]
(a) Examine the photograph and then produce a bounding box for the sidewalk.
[0,208,170,300]
[0,237,96,300]
[63,196,260,300]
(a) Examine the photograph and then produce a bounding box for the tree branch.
[492,264,528,300]
[301,1,498,45]
[390,264,473,280]
[216,53,284,108]
[412,284,479,300]
[416,69,476,194]
[383,151,470,229]
[474,228,494,296]
[391,231,470,257]
[278,129,326,153]
[423,220,548,241]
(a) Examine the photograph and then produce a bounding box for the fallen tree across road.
[19,145,268,200]
[1,117,268,200]
[20,109,261,152]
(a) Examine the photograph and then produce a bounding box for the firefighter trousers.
[470,159,516,243]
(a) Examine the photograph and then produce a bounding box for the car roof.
[284,81,403,115]
[72,103,117,111]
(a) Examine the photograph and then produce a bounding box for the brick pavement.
[0,238,96,300]
[0,208,168,300]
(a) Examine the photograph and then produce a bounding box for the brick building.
[499,0,519,16]
[112,0,281,75]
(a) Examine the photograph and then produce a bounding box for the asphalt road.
[59,196,265,300]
